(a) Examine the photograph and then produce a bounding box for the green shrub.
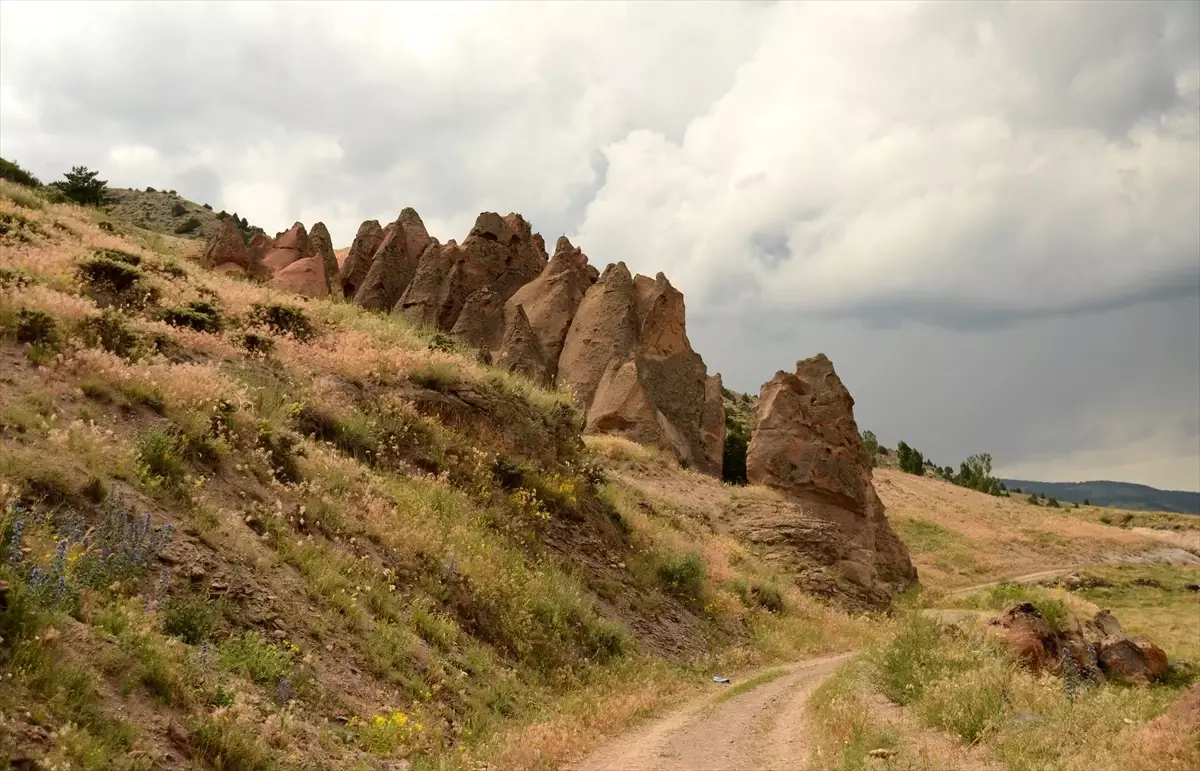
[408,359,461,391]
[0,210,46,240]
[162,300,222,333]
[1,182,45,209]
[873,614,967,705]
[240,332,275,356]
[657,553,705,599]
[174,216,202,235]
[256,422,304,483]
[218,631,295,684]
[249,302,314,341]
[15,308,58,347]
[76,256,156,307]
[0,156,41,187]
[122,382,166,413]
[170,202,187,216]
[135,428,188,488]
[79,311,141,358]
[91,247,141,266]
[162,592,224,644]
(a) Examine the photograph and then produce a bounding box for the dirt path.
[947,567,1075,598]
[572,652,854,771]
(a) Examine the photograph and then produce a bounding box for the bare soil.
[571,653,853,771]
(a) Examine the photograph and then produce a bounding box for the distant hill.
[999,479,1200,514]
[104,186,264,243]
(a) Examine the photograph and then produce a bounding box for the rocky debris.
[744,355,917,606]
[338,220,384,299]
[1051,572,1112,590]
[393,211,544,330]
[989,604,1170,684]
[497,305,549,383]
[698,373,726,477]
[557,264,713,470]
[353,214,428,313]
[308,222,339,296]
[504,236,596,382]
[262,222,310,272]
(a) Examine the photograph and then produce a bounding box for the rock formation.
[338,220,383,299]
[308,222,339,296]
[557,264,712,469]
[448,288,505,355]
[272,255,329,299]
[988,604,1170,684]
[201,219,250,272]
[497,305,548,383]
[504,236,595,382]
[698,374,726,476]
[261,223,310,273]
[353,212,430,313]
[392,212,545,330]
[745,354,917,605]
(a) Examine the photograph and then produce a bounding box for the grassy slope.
[0,179,877,771]
[806,468,1200,771]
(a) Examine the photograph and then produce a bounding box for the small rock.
[868,748,896,759]
[1184,583,1199,592]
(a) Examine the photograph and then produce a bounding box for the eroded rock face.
[262,222,310,272]
[699,374,726,477]
[308,222,339,296]
[497,305,548,383]
[557,263,713,470]
[272,256,329,299]
[745,354,917,606]
[449,287,505,356]
[353,214,428,313]
[394,211,545,331]
[339,220,384,299]
[201,219,251,271]
[504,236,596,382]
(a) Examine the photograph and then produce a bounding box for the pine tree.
[54,165,109,206]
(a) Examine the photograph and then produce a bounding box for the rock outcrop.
[261,223,310,273]
[308,222,339,296]
[557,264,713,469]
[201,219,251,272]
[505,236,596,382]
[698,374,726,476]
[989,604,1170,684]
[448,288,506,356]
[272,255,329,299]
[745,354,917,606]
[353,213,429,313]
[393,212,545,330]
[338,220,383,300]
[497,305,548,383]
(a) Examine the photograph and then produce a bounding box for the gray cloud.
[2,0,1197,489]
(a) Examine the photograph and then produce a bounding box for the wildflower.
[374,715,386,726]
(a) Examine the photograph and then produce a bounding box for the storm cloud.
[3,0,1197,489]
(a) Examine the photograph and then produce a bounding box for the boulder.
[393,211,544,331]
[338,220,384,299]
[744,354,917,605]
[1099,636,1154,683]
[1095,609,1123,637]
[504,236,596,381]
[1136,639,1169,680]
[308,222,339,296]
[698,373,726,477]
[497,305,549,383]
[261,222,310,272]
[353,213,428,313]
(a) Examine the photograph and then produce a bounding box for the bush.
[174,216,202,235]
[162,300,222,333]
[0,156,41,187]
[162,592,224,644]
[135,428,188,488]
[170,202,187,216]
[249,302,315,342]
[240,332,275,356]
[257,423,305,483]
[657,553,705,598]
[861,430,880,467]
[77,256,156,308]
[15,309,58,347]
[873,614,964,705]
[722,413,750,485]
[93,247,142,267]
[897,441,925,475]
[79,310,141,358]
[53,165,109,206]
[202,203,212,210]
[219,631,296,684]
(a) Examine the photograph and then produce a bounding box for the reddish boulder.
[1136,639,1169,680]
[338,220,384,299]
[990,603,1059,671]
[744,355,917,605]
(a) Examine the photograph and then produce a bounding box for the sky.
[2,0,1198,490]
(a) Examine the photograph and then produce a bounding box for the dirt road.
[572,652,854,771]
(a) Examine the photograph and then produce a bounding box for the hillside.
[1001,478,1200,514]
[0,178,882,769]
